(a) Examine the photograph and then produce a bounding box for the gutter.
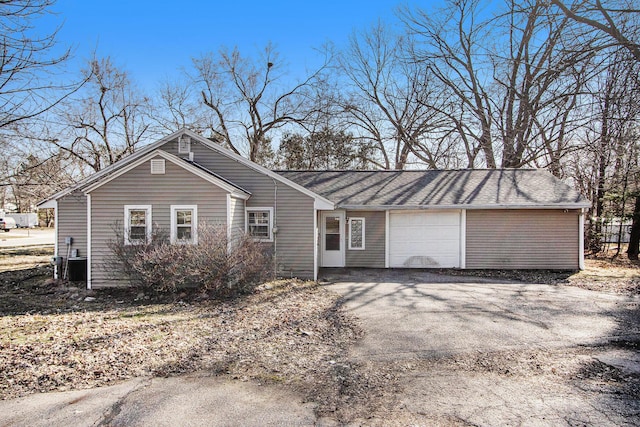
[338,203,591,211]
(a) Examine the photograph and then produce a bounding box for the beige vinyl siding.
[161,138,281,205]
[57,191,87,259]
[89,156,230,288]
[272,185,315,278]
[466,209,580,269]
[345,210,385,268]
[160,137,316,279]
[229,196,245,243]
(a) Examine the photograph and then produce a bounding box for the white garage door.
[389,210,461,268]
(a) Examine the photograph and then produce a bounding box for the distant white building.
[602,219,632,243]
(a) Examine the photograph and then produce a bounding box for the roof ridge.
[275,168,543,173]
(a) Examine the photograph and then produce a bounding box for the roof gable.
[177,129,334,209]
[38,128,333,209]
[84,150,250,199]
[278,169,590,209]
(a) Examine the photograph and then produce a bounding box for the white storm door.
[321,211,345,267]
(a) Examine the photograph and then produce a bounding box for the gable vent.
[150,159,166,174]
[178,135,191,154]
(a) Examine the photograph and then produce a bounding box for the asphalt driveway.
[324,269,640,426]
[325,269,638,360]
[0,374,317,427]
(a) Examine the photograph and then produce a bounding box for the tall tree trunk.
[592,151,607,252]
[627,195,640,260]
[593,91,610,253]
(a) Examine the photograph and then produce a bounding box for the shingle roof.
[276,169,590,209]
[184,159,251,195]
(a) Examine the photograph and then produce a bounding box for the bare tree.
[551,0,640,258]
[551,0,640,60]
[192,43,332,164]
[5,152,73,211]
[568,47,640,253]
[402,0,592,172]
[493,0,596,174]
[0,0,76,132]
[0,0,84,206]
[53,57,153,174]
[154,79,213,135]
[402,0,498,168]
[340,22,453,170]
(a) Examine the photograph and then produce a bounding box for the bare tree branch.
[551,0,640,60]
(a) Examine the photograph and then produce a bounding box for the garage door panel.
[389,253,459,268]
[389,211,461,268]
[392,226,459,241]
[391,236,458,249]
[391,211,459,227]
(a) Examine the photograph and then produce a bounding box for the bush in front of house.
[106,222,273,296]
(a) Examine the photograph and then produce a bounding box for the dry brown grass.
[0,247,53,272]
[0,264,361,418]
[568,253,640,294]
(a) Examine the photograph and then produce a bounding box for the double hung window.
[171,205,197,244]
[124,205,152,245]
[246,208,273,242]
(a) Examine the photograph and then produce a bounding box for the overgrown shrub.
[106,221,273,296]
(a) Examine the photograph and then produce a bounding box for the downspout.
[579,208,585,270]
[271,177,278,278]
[54,200,59,279]
[86,194,92,290]
[226,194,232,253]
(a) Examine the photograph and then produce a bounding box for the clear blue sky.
[45,0,413,90]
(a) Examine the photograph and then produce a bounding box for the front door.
[321,211,345,267]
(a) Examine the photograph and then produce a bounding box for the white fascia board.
[338,203,591,211]
[229,192,251,200]
[180,129,335,209]
[314,198,335,210]
[38,129,189,206]
[42,127,331,207]
[229,193,251,201]
[37,199,57,209]
[83,149,250,199]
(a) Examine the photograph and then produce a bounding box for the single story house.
[38,129,590,289]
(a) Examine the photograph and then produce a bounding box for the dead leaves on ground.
[0,278,359,402]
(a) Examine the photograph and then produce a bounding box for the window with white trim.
[124,205,152,245]
[246,207,273,242]
[171,205,198,244]
[348,217,365,250]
